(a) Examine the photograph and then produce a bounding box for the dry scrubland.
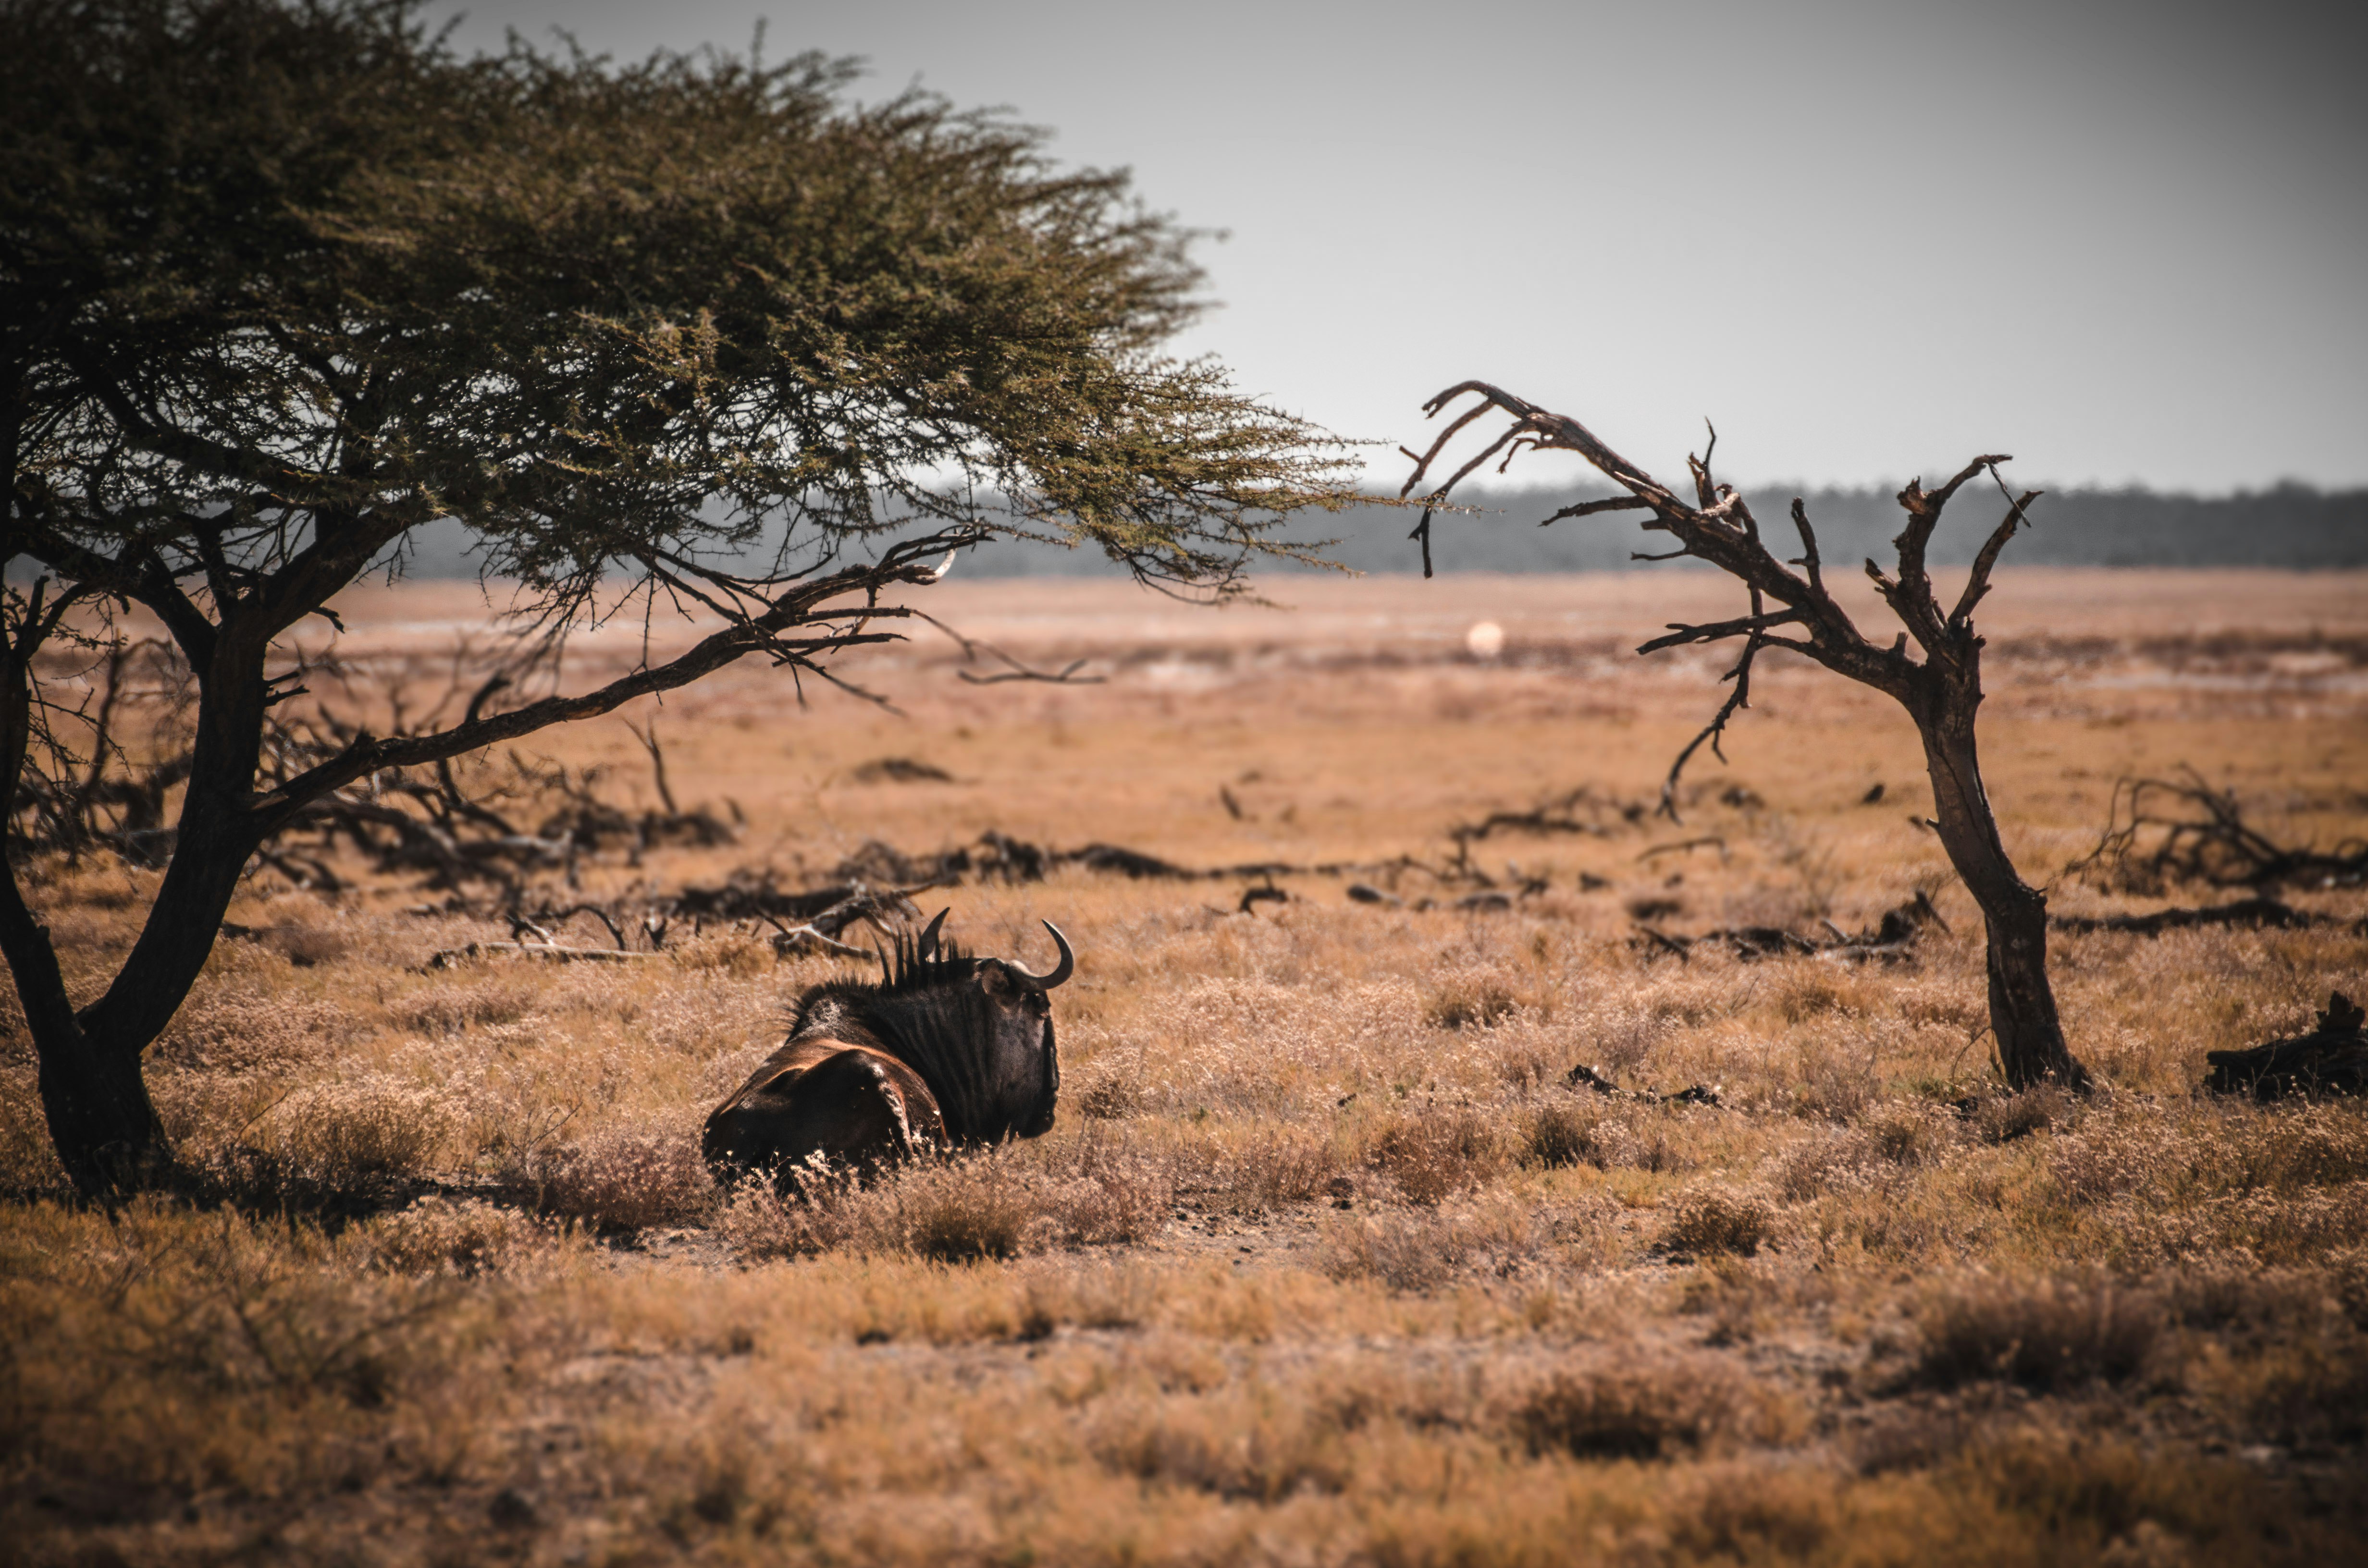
[6,567,2368,1566]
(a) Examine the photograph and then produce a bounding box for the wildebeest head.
[836,909,1069,1143]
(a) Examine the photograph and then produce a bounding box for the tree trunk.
[0,857,175,1195]
[1912,679,2091,1091]
[34,1015,174,1196]
[0,623,273,1199]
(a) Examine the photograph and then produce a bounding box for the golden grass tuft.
[1515,1355,1799,1460]
[1912,1273,2163,1393]
[1661,1187,1773,1258]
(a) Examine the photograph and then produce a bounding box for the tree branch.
[1636,607,1805,655]
[1539,495,1653,527]
[1950,487,2041,628]
[246,557,947,836]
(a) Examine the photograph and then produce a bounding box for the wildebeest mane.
[784,928,1054,1143]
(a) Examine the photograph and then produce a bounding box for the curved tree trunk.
[1911,682,2088,1090]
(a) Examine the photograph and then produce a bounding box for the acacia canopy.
[0,0,1353,1196]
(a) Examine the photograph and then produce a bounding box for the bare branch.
[913,607,1107,686]
[1951,487,2042,627]
[247,556,949,835]
[1636,607,1805,655]
[1539,495,1653,527]
[1788,499,1824,595]
[958,658,1104,686]
[1656,600,1769,821]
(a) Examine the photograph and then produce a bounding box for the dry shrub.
[1019,1261,1161,1332]
[1970,1084,2072,1144]
[147,989,346,1074]
[1070,1062,1142,1121]
[2042,1100,2368,1207]
[1949,1430,2326,1562]
[1489,1028,1566,1091]
[1515,1355,1791,1460]
[1090,1394,1348,1501]
[1679,1254,1799,1347]
[1525,1099,1605,1169]
[1662,1188,1772,1258]
[1038,1139,1177,1245]
[540,1126,716,1231]
[1850,1406,1978,1476]
[1208,1123,1339,1212]
[2049,1115,2183,1206]
[365,1197,558,1275]
[388,979,538,1036]
[1788,1038,1878,1123]
[264,923,349,968]
[1668,1463,1840,1560]
[1768,964,1862,1024]
[1318,1197,1539,1290]
[1526,1098,1696,1176]
[2331,1247,2368,1331]
[1775,1130,1873,1201]
[2194,1181,2368,1265]
[1368,1107,1510,1203]
[1914,1274,2162,1393]
[2233,1334,2368,1446]
[1576,1004,1669,1077]
[1778,1102,1952,1200]
[723,1146,1172,1263]
[666,931,773,976]
[716,1176,861,1259]
[884,1160,1038,1262]
[2222,1103,2368,1192]
[1424,976,1520,1031]
[252,1078,455,1187]
[0,1199,485,1501]
[1865,1099,1953,1166]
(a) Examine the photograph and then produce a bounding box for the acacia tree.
[1,0,1352,1198]
[1401,382,2090,1092]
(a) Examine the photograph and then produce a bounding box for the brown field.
[6,566,2368,1566]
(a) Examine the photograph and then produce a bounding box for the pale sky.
[433,0,2368,493]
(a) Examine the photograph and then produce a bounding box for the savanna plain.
[6,565,2368,1567]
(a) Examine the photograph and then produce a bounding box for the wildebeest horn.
[918,906,949,959]
[1007,920,1074,991]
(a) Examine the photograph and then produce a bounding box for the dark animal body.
[702,912,1071,1190]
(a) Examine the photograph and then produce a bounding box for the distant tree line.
[375,481,2368,579]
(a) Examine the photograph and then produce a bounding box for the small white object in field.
[1465,620,1506,660]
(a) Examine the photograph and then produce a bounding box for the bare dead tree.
[1401,382,2090,1091]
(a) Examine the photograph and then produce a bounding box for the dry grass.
[1911,1273,2165,1392]
[5,571,2368,1563]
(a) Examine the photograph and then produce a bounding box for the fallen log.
[425,941,661,969]
[1630,893,1944,964]
[2205,991,2368,1100]
[2053,896,2327,936]
[1566,1062,1723,1107]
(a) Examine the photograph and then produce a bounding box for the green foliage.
[3,0,1354,612]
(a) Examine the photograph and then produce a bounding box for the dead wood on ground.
[1632,891,1949,965]
[2205,991,2368,1100]
[2068,769,2368,894]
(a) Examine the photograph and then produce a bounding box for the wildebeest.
[701,910,1070,1191]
